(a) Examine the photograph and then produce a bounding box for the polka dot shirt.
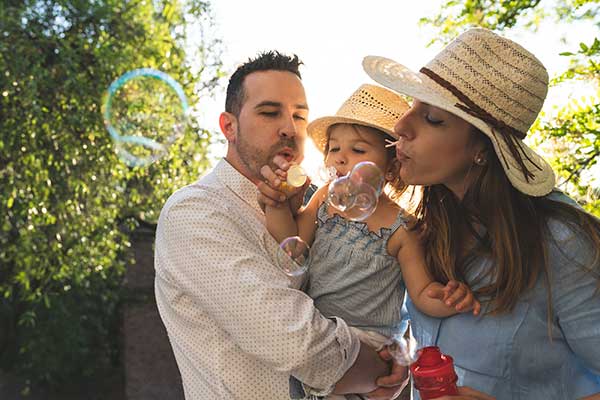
[154,159,360,399]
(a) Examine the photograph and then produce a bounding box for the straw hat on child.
[308,84,410,153]
[362,28,555,196]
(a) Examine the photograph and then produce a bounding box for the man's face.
[227,70,309,183]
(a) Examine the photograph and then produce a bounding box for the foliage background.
[0,0,598,394]
[421,0,600,215]
[0,0,223,390]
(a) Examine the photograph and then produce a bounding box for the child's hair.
[324,123,406,201]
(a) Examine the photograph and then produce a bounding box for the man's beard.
[235,131,298,181]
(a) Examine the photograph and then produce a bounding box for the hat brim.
[362,56,555,197]
[308,115,398,154]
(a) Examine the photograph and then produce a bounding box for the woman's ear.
[219,112,238,143]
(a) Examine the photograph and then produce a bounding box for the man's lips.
[277,148,295,162]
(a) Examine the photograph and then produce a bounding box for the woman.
[362,28,600,399]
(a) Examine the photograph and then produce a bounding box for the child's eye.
[352,148,366,154]
[425,113,444,125]
[328,147,340,153]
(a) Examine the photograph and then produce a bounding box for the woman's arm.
[394,227,480,317]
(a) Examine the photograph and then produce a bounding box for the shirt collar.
[214,158,263,215]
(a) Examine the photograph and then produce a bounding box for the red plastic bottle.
[410,346,459,399]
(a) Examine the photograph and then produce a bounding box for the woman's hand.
[436,386,495,399]
[427,280,481,316]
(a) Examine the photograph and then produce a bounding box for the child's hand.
[427,280,481,316]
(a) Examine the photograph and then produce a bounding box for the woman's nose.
[394,118,413,140]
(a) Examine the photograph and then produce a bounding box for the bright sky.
[196,0,598,181]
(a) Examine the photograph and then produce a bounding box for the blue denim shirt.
[408,192,600,399]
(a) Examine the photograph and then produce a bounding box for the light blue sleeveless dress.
[306,202,409,338]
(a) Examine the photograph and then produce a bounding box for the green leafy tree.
[421,0,600,215]
[0,0,223,389]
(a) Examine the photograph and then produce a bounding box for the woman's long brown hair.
[414,130,600,316]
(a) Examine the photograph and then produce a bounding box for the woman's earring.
[385,171,394,181]
[474,154,487,166]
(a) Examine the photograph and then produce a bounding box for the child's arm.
[394,227,480,317]
[265,202,298,243]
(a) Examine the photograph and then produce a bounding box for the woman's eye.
[425,114,444,125]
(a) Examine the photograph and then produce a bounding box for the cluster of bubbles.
[102,68,189,167]
[276,162,384,278]
[327,161,384,221]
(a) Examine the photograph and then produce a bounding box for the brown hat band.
[419,67,542,182]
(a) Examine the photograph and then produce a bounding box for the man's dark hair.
[225,51,303,116]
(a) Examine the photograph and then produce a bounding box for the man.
[154,51,407,399]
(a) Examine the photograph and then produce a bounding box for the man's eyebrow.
[255,101,309,110]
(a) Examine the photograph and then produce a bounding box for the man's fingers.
[256,181,286,203]
[375,371,408,387]
[271,154,290,169]
[364,385,405,400]
[378,347,392,361]
[260,165,281,188]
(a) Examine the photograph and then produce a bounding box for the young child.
[260,84,480,351]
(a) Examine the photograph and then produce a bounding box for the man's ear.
[219,112,238,143]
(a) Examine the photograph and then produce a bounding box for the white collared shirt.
[154,159,360,399]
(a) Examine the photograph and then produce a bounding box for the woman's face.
[394,100,482,197]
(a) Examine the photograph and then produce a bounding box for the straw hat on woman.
[363,28,600,400]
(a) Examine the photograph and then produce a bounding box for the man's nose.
[280,113,298,138]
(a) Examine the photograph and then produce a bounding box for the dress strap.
[383,209,410,239]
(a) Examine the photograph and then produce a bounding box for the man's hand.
[258,155,309,213]
[364,346,410,400]
[435,386,495,399]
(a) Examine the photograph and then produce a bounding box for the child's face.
[324,124,391,177]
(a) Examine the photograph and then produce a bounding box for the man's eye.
[261,111,278,117]
[425,114,444,125]
[294,114,306,121]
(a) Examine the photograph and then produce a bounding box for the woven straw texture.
[308,84,409,153]
[363,28,555,196]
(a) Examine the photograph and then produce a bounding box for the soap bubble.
[341,184,378,221]
[327,175,357,212]
[349,161,385,196]
[326,162,384,221]
[277,236,310,277]
[388,334,419,366]
[102,68,189,167]
[318,165,338,183]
